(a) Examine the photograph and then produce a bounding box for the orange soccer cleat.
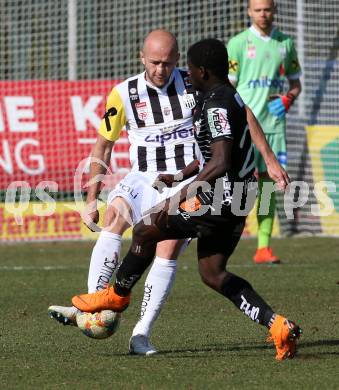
[72,287,130,313]
[253,247,280,264]
[268,315,302,361]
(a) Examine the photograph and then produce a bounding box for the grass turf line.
[0,237,338,389]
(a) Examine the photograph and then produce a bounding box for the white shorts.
[107,171,196,224]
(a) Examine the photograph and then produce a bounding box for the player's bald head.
[140,29,180,88]
[142,29,178,56]
[248,0,275,7]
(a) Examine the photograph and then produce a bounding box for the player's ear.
[200,66,209,81]
[140,51,146,66]
[248,7,252,19]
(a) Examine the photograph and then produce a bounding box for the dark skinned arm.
[174,139,232,204]
[144,139,231,216]
[152,159,200,192]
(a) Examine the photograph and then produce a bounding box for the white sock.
[87,231,122,293]
[132,256,177,338]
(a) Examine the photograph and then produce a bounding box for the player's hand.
[266,159,290,190]
[153,174,175,193]
[82,203,101,232]
[268,94,295,119]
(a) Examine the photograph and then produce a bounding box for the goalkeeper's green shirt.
[227,26,301,134]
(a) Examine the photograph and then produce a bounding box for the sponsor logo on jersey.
[183,93,196,109]
[247,45,256,59]
[144,128,194,146]
[163,106,171,116]
[247,76,285,89]
[129,87,139,101]
[229,60,238,73]
[135,101,148,120]
[207,108,231,138]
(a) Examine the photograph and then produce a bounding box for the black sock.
[114,250,153,296]
[221,273,275,327]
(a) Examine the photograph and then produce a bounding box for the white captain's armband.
[207,107,232,138]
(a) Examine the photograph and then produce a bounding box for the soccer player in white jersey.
[49,29,201,355]
[49,29,289,355]
[227,0,302,264]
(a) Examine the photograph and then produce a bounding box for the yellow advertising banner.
[0,198,278,241]
[306,125,339,235]
[0,201,132,242]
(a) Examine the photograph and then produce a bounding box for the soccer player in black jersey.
[72,38,301,361]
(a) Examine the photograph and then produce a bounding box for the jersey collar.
[142,69,176,92]
[250,25,276,42]
[203,83,226,99]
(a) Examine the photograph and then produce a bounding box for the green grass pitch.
[1,237,338,389]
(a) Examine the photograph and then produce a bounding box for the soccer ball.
[76,310,121,339]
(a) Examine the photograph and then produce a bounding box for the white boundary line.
[0,265,88,271]
[0,263,317,271]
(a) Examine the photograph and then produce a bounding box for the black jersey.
[193,84,255,184]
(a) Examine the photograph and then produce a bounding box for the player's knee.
[133,221,153,243]
[198,265,227,292]
[133,221,165,254]
[198,268,218,290]
[131,222,159,257]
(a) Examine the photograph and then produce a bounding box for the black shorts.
[156,202,246,259]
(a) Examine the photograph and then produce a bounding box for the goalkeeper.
[227,0,301,264]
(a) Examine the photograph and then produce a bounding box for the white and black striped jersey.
[99,68,202,173]
[193,84,255,184]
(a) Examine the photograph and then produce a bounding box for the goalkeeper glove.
[268,93,295,119]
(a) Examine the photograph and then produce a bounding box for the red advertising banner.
[0,80,281,242]
[0,81,130,192]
